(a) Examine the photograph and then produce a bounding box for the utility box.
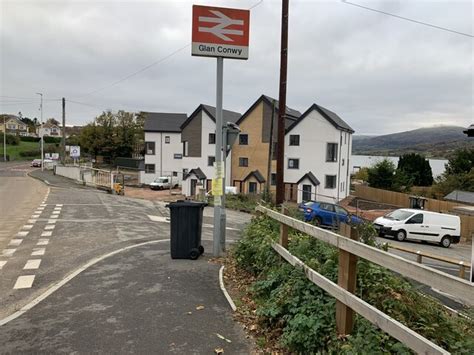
[166,201,207,260]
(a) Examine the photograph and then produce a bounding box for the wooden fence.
[257,205,474,355]
[354,185,474,241]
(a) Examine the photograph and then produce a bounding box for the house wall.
[181,112,202,157]
[182,111,231,196]
[284,109,352,203]
[140,131,183,185]
[297,177,318,204]
[231,101,275,193]
[3,118,27,133]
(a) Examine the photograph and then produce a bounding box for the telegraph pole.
[276,0,289,205]
[3,115,6,162]
[36,93,44,171]
[62,98,66,163]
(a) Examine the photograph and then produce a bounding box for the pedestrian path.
[0,241,252,353]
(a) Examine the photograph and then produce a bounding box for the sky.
[0,0,472,135]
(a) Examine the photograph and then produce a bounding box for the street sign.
[70,146,80,158]
[192,5,250,60]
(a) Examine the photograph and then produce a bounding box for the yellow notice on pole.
[212,178,223,196]
[214,161,224,179]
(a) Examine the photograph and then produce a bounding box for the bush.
[19,149,40,157]
[20,136,41,142]
[43,136,61,144]
[0,133,20,145]
[232,215,474,353]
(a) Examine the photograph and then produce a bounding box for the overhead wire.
[341,0,473,38]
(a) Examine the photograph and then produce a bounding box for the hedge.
[0,133,20,145]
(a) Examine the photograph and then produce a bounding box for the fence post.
[336,226,359,335]
[280,205,289,248]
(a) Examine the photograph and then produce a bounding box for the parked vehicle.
[299,201,362,227]
[150,177,173,190]
[31,159,42,167]
[373,209,461,248]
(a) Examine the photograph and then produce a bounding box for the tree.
[434,148,474,195]
[397,153,433,186]
[444,148,474,175]
[46,118,60,126]
[367,159,396,189]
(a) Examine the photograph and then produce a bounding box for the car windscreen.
[385,210,414,221]
[303,201,315,207]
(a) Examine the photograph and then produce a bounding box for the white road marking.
[37,239,49,246]
[56,204,63,207]
[27,219,37,224]
[17,231,29,237]
[44,225,55,230]
[24,259,41,270]
[47,219,57,224]
[147,215,170,223]
[8,239,23,246]
[41,231,52,237]
[0,261,7,270]
[22,225,33,230]
[50,215,59,219]
[31,215,40,219]
[0,239,168,326]
[54,207,62,210]
[219,266,237,311]
[31,248,45,256]
[14,275,35,289]
[2,249,16,257]
[40,204,47,207]
[52,211,60,215]
[37,207,45,211]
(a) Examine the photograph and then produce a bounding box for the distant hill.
[352,126,473,159]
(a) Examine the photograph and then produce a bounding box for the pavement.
[0,164,253,353]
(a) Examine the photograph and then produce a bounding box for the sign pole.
[221,123,227,252]
[213,56,224,257]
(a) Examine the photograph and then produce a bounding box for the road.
[0,165,251,321]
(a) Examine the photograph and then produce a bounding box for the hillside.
[352,126,473,158]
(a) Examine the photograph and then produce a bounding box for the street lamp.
[3,115,6,163]
[36,93,44,171]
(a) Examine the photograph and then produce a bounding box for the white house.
[181,104,241,197]
[140,112,187,185]
[284,103,354,204]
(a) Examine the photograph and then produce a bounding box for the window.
[342,159,345,166]
[326,143,338,162]
[165,136,170,144]
[174,153,182,159]
[320,203,335,212]
[406,214,423,224]
[344,133,347,144]
[335,206,348,216]
[183,141,188,156]
[239,157,248,167]
[145,164,155,174]
[288,158,299,169]
[173,171,178,177]
[271,173,277,186]
[302,184,311,201]
[182,168,188,177]
[208,133,216,144]
[249,182,257,193]
[239,134,248,145]
[208,156,215,166]
[145,142,155,155]
[289,135,300,146]
[325,175,337,189]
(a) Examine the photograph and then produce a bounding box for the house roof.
[287,103,354,134]
[296,171,320,186]
[183,167,207,181]
[236,94,301,128]
[143,112,188,133]
[444,190,474,205]
[243,170,266,183]
[43,122,60,128]
[1,114,24,126]
[180,104,241,130]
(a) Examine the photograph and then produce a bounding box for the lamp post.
[3,115,6,162]
[36,93,44,171]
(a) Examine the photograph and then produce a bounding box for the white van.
[374,209,461,248]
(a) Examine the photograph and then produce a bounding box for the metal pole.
[276,0,289,205]
[3,115,6,162]
[36,93,44,171]
[213,57,224,257]
[62,98,66,164]
[221,123,227,252]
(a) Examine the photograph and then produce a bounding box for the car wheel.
[440,236,451,248]
[312,216,322,226]
[396,230,406,242]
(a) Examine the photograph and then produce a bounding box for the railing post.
[280,205,289,248]
[458,262,465,279]
[336,226,359,335]
[416,251,422,264]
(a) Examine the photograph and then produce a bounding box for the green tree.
[445,148,474,175]
[434,148,474,195]
[397,153,433,186]
[367,159,396,189]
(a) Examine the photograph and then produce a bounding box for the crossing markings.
[47,219,56,224]
[14,275,35,289]
[50,215,59,219]
[37,239,49,246]
[44,225,55,230]
[24,259,41,270]
[31,214,40,219]
[41,231,52,237]
[8,239,23,246]
[22,225,33,230]
[52,211,60,215]
[17,231,29,237]
[27,219,37,224]
[2,249,16,257]
[0,261,7,270]
[31,248,45,256]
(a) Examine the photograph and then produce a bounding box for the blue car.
[299,201,362,227]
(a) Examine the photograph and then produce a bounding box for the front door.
[190,179,197,197]
[302,184,312,202]
[249,182,257,194]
